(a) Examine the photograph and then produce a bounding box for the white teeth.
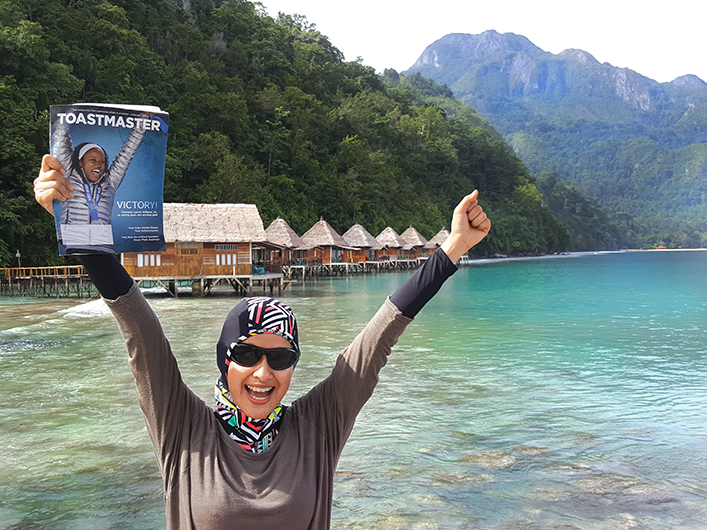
[246,385,273,394]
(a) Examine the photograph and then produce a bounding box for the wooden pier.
[282,258,422,279]
[133,272,296,298]
[0,266,98,298]
[1,257,425,299]
[0,266,295,299]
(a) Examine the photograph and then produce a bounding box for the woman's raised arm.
[390,190,490,319]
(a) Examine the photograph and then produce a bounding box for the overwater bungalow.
[424,228,450,252]
[400,226,428,259]
[265,217,306,265]
[122,203,281,281]
[375,227,410,261]
[300,219,355,265]
[342,224,382,262]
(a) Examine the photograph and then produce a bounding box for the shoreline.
[3,248,705,302]
[459,247,707,267]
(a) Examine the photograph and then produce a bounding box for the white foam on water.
[58,298,111,319]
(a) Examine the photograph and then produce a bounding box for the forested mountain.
[0,0,583,267]
[405,30,707,248]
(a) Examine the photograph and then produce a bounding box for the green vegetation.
[1,0,586,267]
[406,31,707,248]
[535,172,617,251]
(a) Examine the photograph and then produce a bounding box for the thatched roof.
[342,224,382,250]
[300,219,352,249]
[400,226,428,247]
[265,217,304,249]
[163,203,266,243]
[424,228,450,249]
[376,227,410,249]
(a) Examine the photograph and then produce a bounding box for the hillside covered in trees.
[405,30,707,249]
[0,0,597,267]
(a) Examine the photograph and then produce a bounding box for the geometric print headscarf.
[214,297,299,453]
[216,296,299,378]
[214,378,285,453]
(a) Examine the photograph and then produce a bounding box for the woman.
[51,116,146,254]
[35,155,490,530]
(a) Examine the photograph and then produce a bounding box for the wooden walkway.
[133,272,295,298]
[0,267,294,299]
[1,257,427,298]
[0,266,98,298]
[283,258,422,279]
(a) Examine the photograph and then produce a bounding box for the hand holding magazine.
[49,103,169,255]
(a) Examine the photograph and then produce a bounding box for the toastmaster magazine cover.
[49,103,169,255]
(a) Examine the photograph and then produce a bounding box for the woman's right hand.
[34,155,73,216]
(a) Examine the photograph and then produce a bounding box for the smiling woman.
[216,298,300,448]
[76,145,106,182]
[33,157,491,529]
[47,114,147,254]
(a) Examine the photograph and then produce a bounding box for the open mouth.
[245,385,274,402]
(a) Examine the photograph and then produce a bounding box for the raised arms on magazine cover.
[49,115,148,253]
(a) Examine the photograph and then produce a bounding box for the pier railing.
[0,266,97,298]
[1,265,85,278]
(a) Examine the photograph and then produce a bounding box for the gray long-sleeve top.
[106,286,412,529]
[85,249,457,529]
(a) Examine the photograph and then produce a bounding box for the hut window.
[180,248,199,255]
[137,254,161,267]
[216,254,235,266]
[216,244,238,250]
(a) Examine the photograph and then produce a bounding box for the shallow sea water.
[1,250,706,529]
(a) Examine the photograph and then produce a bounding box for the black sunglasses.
[229,343,299,371]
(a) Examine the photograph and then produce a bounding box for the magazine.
[49,103,169,255]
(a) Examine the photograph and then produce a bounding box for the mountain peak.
[470,30,541,55]
[557,48,599,65]
[670,74,707,89]
[409,30,544,73]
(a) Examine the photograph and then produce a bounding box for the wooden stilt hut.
[423,228,450,253]
[300,219,353,264]
[400,226,428,259]
[122,203,278,279]
[342,224,382,263]
[265,217,306,265]
[375,227,409,262]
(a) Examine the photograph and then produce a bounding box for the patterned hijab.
[214,297,299,453]
[215,376,284,453]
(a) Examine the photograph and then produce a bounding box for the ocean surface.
[1,250,706,529]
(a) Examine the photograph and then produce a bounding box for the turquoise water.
[1,250,706,529]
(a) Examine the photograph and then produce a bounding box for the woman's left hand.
[441,190,491,263]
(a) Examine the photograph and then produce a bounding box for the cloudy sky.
[260,0,705,84]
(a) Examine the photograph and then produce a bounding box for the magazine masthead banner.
[49,103,169,255]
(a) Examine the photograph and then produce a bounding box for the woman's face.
[79,148,106,182]
[226,333,294,419]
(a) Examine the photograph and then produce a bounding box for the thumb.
[455,190,479,215]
